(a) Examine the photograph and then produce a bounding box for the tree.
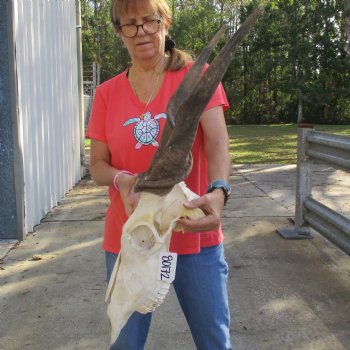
[81,0,129,81]
[81,0,350,124]
[346,0,350,54]
[225,0,350,124]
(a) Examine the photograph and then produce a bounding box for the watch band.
[207,180,232,205]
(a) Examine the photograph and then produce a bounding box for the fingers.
[119,174,140,216]
[177,191,225,232]
[124,203,134,217]
[124,188,140,217]
[177,214,221,232]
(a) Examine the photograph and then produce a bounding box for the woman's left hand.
[176,189,225,232]
[118,174,141,217]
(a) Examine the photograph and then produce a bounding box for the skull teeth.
[106,183,205,344]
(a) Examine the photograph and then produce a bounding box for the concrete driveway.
[1,164,349,350]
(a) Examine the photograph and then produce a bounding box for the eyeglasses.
[118,19,162,38]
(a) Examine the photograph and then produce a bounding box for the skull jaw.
[106,182,204,344]
[107,249,170,345]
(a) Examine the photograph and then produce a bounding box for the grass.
[228,124,350,164]
[85,124,350,164]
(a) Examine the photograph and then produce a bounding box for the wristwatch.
[207,180,232,205]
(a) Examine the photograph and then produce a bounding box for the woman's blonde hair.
[110,0,192,71]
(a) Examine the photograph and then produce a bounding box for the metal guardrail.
[278,124,350,255]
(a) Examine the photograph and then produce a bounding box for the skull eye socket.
[155,199,183,235]
[130,226,156,251]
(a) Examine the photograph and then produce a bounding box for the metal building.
[0,0,84,240]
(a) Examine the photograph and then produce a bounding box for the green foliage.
[171,1,223,56]
[81,0,350,124]
[81,0,130,80]
[224,0,350,124]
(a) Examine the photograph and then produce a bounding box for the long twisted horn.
[135,6,264,195]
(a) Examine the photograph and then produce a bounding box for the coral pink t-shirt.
[86,64,229,254]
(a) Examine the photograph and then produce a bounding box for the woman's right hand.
[117,173,140,217]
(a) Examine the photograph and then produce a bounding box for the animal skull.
[106,182,204,344]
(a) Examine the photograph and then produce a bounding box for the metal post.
[97,63,101,86]
[92,62,97,91]
[0,0,25,240]
[76,0,86,172]
[277,124,313,239]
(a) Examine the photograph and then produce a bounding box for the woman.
[86,0,232,349]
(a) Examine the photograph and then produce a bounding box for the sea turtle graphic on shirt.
[123,112,167,149]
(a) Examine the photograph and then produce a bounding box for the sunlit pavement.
[1,165,350,350]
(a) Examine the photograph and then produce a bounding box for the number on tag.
[157,252,177,283]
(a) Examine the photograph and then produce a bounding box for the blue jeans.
[106,244,232,350]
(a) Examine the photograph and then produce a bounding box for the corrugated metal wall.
[13,0,81,233]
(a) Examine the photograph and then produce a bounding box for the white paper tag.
[157,252,178,283]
